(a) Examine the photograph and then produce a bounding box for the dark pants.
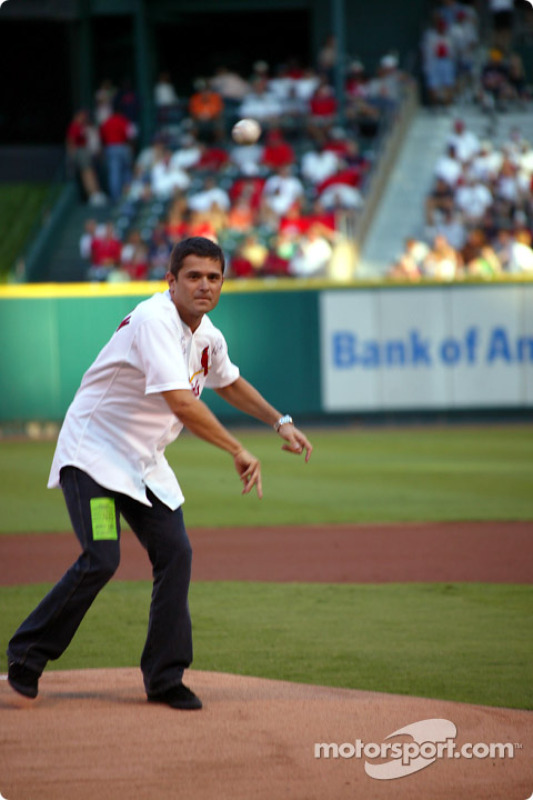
[7,467,193,695]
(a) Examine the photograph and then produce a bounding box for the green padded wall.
[0,289,321,423]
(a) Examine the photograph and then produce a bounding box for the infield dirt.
[1,521,531,585]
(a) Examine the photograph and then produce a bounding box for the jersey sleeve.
[205,334,240,389]
[133,318,192,395]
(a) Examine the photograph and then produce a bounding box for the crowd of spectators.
[381,0,533,282]
[419,0,530,112]
[68,47,410,282]
[420,1,480,108]
[388,117,533,281]
[66,80,138,207]
[66,2,532,285]
[477,47,529,114]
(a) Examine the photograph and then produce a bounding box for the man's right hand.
[233,449,262,499]
[163,390,262,498]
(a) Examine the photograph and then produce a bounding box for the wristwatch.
[274,414,293,432]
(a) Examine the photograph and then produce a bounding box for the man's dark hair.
[169,237,225,276]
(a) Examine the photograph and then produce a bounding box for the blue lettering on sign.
[362,341,380,367]
[331,326,533,369]
[332,329,432,369]
[440,338,461,365]
[487,328,512,363]
[517,336,533,362]
[386,341,406,366]
[333,332,357,367]
[465,327,479,364]
[410,330,432,365]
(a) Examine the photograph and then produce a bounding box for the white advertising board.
[320,285,533,411]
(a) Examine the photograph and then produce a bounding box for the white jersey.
[48,290,239,509]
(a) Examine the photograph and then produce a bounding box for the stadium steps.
[358,107,461,276]
[44,201,109,283]
[358,105,533,277]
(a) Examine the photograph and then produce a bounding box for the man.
[262,165,304,220]
[187,176,230,213]
[65,109,107,207]
[7,237,312,710]
[188,79,225,143]
[100,107,136,202]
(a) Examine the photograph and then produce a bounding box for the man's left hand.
[277,424,313,463]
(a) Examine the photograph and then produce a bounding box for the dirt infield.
[1,520,532,585]
[0,669,531,800]
[1,521,531,799]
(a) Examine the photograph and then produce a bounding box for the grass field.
[1,424,531,710]
[1,581,531,709]
[1,424,533,532]
[0,183,51,279]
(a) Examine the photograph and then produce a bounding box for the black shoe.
[8,661,39,699]
[147,682,202,710]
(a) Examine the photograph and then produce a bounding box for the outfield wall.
[320,283,533,411]
[0,282,321,423]
[0,280,532,423]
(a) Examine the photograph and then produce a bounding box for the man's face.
[166,254,224,330]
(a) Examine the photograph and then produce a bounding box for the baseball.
[232,118,261,145]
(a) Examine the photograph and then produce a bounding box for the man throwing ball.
[7,236,312,710]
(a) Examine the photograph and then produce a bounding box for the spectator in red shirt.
[310,83,338,117]
[229,175,266,212]
[66,110,106,206]
[345,60,368,99]
[261,128,295,170]
[323,128,356,160]
[306,199,337,232]
[262,230,295,277]
[120,229,149,281]
[278,200,336,239]
[87,223,122,281]
[279,199,336,236]
[317,165,363,195]
[229,248,256,279]
[100,109,136,202]
[278,200,311,236]
[308,79,338,143]
[196,144,229,172]
[187,212,219,241]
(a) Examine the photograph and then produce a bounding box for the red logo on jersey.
[117,314,131,331]
[201,346,209,376]
[190,347,210,397]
